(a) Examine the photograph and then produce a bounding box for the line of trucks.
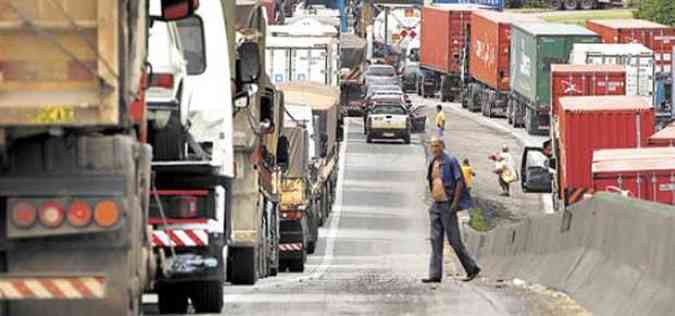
[408,2,675,212]
[0,0,345,315]
[416,3,674,137]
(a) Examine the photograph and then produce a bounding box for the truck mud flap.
[0,276,106,300]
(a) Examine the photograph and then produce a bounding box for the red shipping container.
[559,96,655,205]
[592,147,675,205]
[648,124,675,147]
[586,19,675,74]
[420,6,473,74]
[469,11,541,92]
[550,64,626,118]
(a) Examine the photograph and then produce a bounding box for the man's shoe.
[421,278,441,283]
[463,268,481,282]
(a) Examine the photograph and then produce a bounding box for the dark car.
[341,81,365,117]
[401,63,419,93]
[521,147,553,193]
[416,68,439,98]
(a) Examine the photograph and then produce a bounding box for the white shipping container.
[266,36,338,86]
[570,43,656,105]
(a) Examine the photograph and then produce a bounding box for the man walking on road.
[434,105,446,137]
[423,138,481,283]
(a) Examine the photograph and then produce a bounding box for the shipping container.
[569,43,655,105]
[558,96,655,206]
[648,124,675,147]
[469,11,541,92]
[420,5,473,75]
[550,64,626,118]
[465,11,541,116]
[508,22,600,135]
[265,36,339,86]
[586,19,675,74]
[431,0,504,10]
[592,147,675,206]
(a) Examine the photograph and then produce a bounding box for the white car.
[147,19,190,161]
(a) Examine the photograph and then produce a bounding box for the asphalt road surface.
[144,116,586,316]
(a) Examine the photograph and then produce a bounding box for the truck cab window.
[176,16,206,75]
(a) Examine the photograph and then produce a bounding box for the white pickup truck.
[366,102,426,144]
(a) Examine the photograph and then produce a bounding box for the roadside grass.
[541,9,635,25]
[468,207,491,232]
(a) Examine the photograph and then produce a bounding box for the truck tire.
[366,134,373,143]
[403,133,411,144]
[525,107,537,135]
[228,247,258,285]
[288,252,306,273]
[158,284,189,314]
[440,76,448,102]
[470,85,481,112]
[564,0,579,10]
[307,241,317,254]
[507,99,514,125]
[580,0,595,9]
[191,281,224,313]
[550,0,563,9]
[152,114,185,161]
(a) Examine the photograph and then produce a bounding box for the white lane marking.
[224,118,351,300]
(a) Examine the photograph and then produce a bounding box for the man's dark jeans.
[428,201,479,279]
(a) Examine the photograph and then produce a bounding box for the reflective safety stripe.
[0,277,106,300]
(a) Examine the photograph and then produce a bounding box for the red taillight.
[11,201,37,229]
[409,31,417,39]
[280,211,304,220]
[400,30,408,38]
[67,200,93,227]
[39,201,65,228]
[149,73,174,89]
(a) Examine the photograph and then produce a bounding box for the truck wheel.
[228,247,258,285]
[288,253,306,273]
[564,0,579,10]
[580,0,594,9]
[307,241,317,254]
[550,0,563,9]
[158,284,188,314]
[525,107,537,135]
[190,281,224,313]
[366,135,373,143]
[403,134,411,144]
[152,114,185,161]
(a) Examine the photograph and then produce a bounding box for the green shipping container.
[510,23,600,110]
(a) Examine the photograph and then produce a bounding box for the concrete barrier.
[465,192,675,316]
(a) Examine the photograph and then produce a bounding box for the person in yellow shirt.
[461,158,475,192]
[434,105,446,137]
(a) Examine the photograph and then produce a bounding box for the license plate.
[383,133,395,137]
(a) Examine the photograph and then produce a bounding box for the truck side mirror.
[238,42,261,84]
[159,0,200,21]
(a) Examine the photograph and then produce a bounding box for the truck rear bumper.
[280,220,305,259]
[0,275,106,300]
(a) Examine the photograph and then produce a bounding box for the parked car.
[520,147,553,193]
[365,101,426,144]
[401,62,419,93]
[416,68,439,98]
[366,84,403,98]
[364,64,398,86]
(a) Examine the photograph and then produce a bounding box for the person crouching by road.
[422,138,481,283]
[434,105,446,137]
